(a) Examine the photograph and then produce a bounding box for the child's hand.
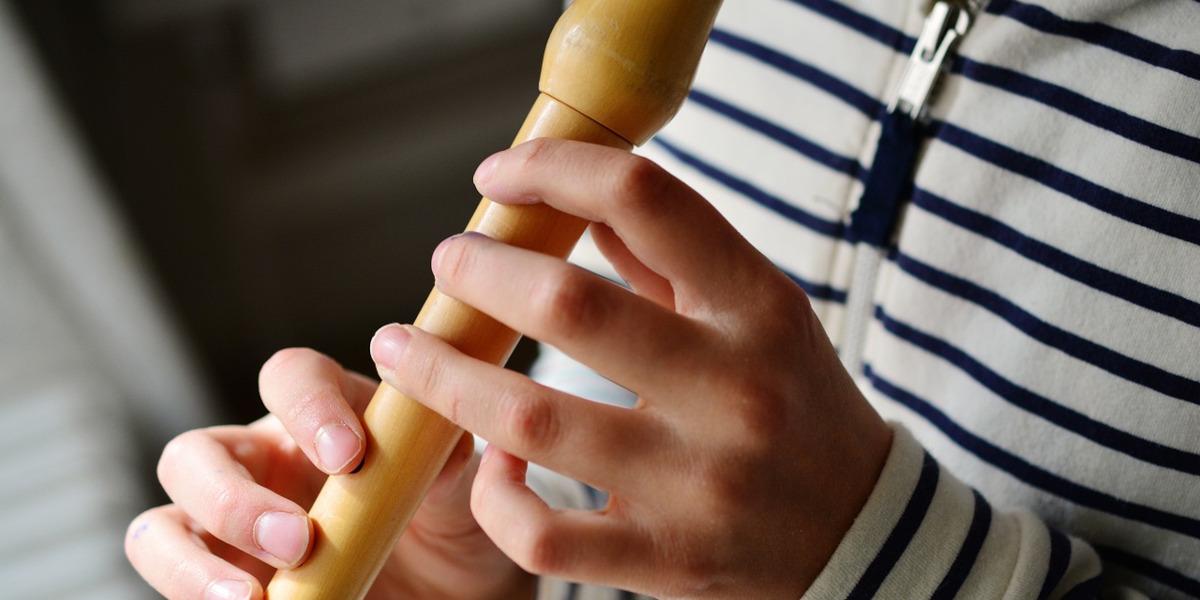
[125,349,533,600]
[369,139,894,598]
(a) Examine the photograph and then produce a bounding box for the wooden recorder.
[266,2,724,597]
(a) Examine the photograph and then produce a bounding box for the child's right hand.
[125,347,534,600]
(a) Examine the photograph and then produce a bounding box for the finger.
[392,435,515,588]
[258,348,367,474]
[470,446,649,588]
[158,428,313,569]
[370,324,664,491]
[407,433,481,539]
[126,505,264,600]
[206,423,325,513]
[473,139,758,304]
[430,232,707,395]
[590,223,675,309]
[198,529,276,586]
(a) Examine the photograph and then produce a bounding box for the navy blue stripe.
[648,136,846,238]
[689,34,1200,397]
[1039,527,1073,599]
[1095,544,1200,597]
[681,79,1200,386]
[783,0,1200,166]
[783,0,914,53]
[847,451,941,599]
[911,189,1200,330]
[1058,575,1101,600]
[707,7,1200,249]
[688,88,867,181]
[780,266,849,303]
[681,86,1200,389]
[863,360,1200,541]
[932,121,1200,247]
[707,28,884,118]
[697,78,1200,330]
[987,0,1200,82]
[930,490,992,600]
[681,77,1200,331]
[876,294,1200,474]
[953,59,1200,165]
[895,252,1200,406]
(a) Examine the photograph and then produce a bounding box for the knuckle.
[210,484,240,521]
[276,388,336,432]
[703,457,758,512]
[259,347,318,385]
[614,156,670,211]
[501,390,559,455]
[410,345,445,400]
[693,438,775,518]
[437,236,477,283]
[208,485,247,538]
[165,553,194,592]
[724,376,790,441]
[738,401,789,443]
[397,340,463,426]
[648,529,722,596]
[516,137,554,171]
[676,551,721,595]
[439,379,460,427]
[280,393,315,428]
[443,383,464,427]
[514,522,564,575]
[535,269,606,338]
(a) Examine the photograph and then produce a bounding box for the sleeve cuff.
[803,423,986,598]
[803,423,1101,599]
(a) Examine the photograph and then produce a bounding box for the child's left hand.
[370,139,893,599]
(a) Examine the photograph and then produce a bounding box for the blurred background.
[0,0,561,596]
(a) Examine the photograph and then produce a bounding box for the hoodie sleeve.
[802,424,1113,600]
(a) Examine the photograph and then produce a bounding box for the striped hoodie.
[526,0,1200,598]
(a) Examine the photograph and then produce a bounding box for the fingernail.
[207,579,252,600]
[315,423,362,473]
[432,231,489,274]
[473,153,500,188]
[431,237,451,273]
[254,512,309,567]
[371,324,410,370]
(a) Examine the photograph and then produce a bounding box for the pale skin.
[127,139,893,599]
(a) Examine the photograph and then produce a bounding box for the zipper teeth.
[839,0,981,373]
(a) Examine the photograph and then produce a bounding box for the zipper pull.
[888,1,972,121]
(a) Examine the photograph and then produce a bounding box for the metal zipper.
[889,0,973,121]
[839,0,980,376]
